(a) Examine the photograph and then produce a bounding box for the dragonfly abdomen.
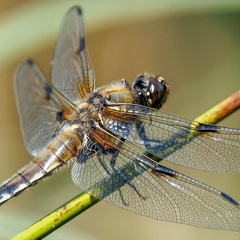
[0,129,83,205]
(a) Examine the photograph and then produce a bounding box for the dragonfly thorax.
[75,95,105,131]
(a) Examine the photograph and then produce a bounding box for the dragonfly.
[0,6,240,232]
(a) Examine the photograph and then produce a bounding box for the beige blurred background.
[0,0,240,239]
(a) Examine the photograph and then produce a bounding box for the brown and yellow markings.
[102,107,138,123]
[57,105,78,122]
[90,128,118,151]
[78,81,91,99]
[62,111,76,121]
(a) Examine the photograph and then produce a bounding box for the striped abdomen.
[0,129,82,205]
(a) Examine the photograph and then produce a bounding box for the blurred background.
[0,0,240,239]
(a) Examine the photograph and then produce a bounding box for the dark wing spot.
[56,111,63,122]
[26,59,34,65]
[76,6,82,15]
[79,37,85,52]
[152,165,176,178]
[221,192,239,206]
[195,123,220,133]
[44,82,52,99]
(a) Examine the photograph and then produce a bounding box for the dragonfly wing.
[15,59,73,156]
[101,104,240,172]
[51,6,95,104]
[71,128,240,231]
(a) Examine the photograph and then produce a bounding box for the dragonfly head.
[132,72,169,109]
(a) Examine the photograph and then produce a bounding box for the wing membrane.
[71,127,240,231]
[101,104,240,172]
[15,59,73,156]
[51,6,95,104]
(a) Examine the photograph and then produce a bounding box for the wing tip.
[71,6,82,16]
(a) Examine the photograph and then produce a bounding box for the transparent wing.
[101,104,240,172]
[15,59,74,156]
[71,128,240,231]
[51,6,95,105]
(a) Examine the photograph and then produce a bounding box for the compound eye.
[146,77,168,109]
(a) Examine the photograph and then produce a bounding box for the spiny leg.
[98,138,146,205]
[97,152,128,205]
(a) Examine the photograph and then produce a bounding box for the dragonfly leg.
[136,121,189,159]
[109,139,146,202]
[97,152,128,205]
[96,134,147,205]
